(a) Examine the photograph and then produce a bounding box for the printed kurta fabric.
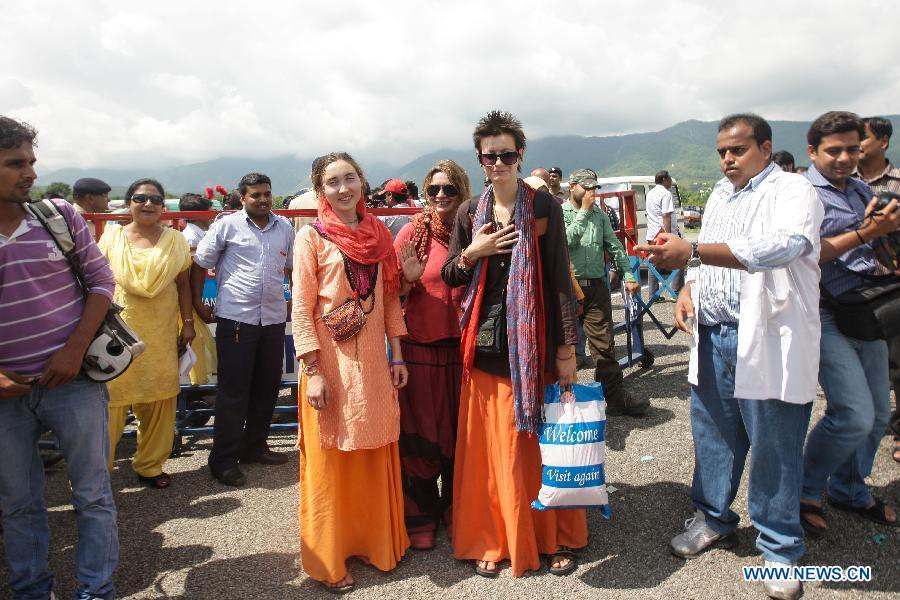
[291,225,407,451]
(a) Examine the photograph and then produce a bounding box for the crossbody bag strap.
[24,199,90,298]
[310,220,377,310]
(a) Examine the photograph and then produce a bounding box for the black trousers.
[209,318,285,474]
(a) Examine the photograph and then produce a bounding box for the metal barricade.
[88,206,423,450]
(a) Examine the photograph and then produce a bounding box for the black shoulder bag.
[821,266,900,341]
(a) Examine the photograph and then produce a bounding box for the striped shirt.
[857,160,900,196]
[0,200,115,377]
[806,164,878,297]
[696,163,813,325]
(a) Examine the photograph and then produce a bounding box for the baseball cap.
[569,168,599,189]
[382,179,408,195]
[548,167,562,176]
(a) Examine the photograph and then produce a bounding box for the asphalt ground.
[3,297,898,599]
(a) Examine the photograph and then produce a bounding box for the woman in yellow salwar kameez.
[292,153,410,594]
[98,178,194,489]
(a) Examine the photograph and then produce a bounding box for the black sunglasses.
[130,194,165,206]
[478,151,519,167]
[426,184,459,198]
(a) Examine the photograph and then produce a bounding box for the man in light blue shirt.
[800,111,900,535]
[192,172,294,487]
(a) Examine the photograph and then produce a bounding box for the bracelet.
[457,251,475,272]
[855,229,867,245]
[391,360,406,366]
[182,318,194,323]
[302,362,320,376]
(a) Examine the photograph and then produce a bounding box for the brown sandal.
[474,560,499,578]
[548,547,577,576]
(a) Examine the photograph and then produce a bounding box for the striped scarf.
[459,179,545,434]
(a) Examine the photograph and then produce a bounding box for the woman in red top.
[393,160,470,550]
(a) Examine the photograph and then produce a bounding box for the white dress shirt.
[686,165,823,404]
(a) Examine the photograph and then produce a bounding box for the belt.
[576,278,604,287]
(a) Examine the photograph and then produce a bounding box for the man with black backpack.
[800,111,900,536]
[0,116,119,599]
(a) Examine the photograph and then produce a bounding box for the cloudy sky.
[3,0,899,171]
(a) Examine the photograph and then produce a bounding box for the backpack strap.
[24,199,90,297]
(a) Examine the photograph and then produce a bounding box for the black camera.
[874,190,900,212]
[873,191,900,258]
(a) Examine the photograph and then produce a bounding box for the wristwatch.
[687,242,701,269]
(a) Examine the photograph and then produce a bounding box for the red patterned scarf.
[459,180,545,434]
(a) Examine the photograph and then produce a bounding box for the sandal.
[799,502,827,538]
[474,560,499,578]
[137,472,171,489]
[318,575,355,595]
[828,497,900,528]
[548,546,577,576]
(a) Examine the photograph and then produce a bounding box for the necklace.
[492,199,515,268]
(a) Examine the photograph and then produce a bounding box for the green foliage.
[44,181,72,199]
[272,195,285,209]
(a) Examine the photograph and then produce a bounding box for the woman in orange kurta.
[291,152,410,594]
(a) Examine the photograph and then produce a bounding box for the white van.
[593,175,684,241]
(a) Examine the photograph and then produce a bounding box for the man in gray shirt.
[192,172,294,487]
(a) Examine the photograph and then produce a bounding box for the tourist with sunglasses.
[292,153,410,594]
[442,111,585,578]
[98,178,194,489]
[392,160,470,551]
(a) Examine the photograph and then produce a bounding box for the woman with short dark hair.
[442,111,586,577]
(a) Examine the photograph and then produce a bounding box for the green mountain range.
[37,116,900,196]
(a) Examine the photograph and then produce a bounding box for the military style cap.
[73,177,111,195]
[568,168,598,189]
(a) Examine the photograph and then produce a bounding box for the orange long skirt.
[452,368,588,577]
[298,377,409,583]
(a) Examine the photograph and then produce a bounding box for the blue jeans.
[690,324,812,563]
[0,377,118,600]
[802,309,891,508]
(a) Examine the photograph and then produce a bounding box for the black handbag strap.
[24,200,91,299]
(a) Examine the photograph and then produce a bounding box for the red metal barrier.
[81,207,424,239]
[594,190,638,256]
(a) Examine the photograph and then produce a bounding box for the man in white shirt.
[645,170,682,301]
[636,114,822,600]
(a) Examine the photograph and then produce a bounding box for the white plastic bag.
[532,382,611,517]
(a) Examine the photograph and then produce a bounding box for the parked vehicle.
[683,205,703,228]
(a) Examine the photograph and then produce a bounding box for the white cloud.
[2,0,899,170]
